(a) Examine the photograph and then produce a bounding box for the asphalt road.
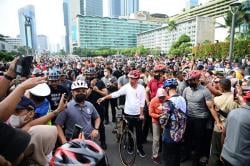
[103,122,192,166]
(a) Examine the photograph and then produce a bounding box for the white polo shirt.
[111,83,146,115]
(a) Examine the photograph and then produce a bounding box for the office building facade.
[18,5,38,50]
[137,17,215,53]
[63,0,70,53]
[172,0,237,22]
[108,0,121,18]
[67,0,103,52]
[74,15,161,49]
[121,0,139,16]
[37,35,48,53]
[186,0,199,9]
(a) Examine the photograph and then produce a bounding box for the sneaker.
[152,156,161,165]
[137,149,146,158]
[127,146,134,154]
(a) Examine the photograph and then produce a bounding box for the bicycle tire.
[119,130,136,166]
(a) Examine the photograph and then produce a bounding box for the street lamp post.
[228,1,241,65]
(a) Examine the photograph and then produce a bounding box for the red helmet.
[243,91,250,100]
[186,70,201,80]
[50,139,109,166]
[128,70,140,79]
[153,64,166,72]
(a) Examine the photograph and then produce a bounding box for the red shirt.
[147,79,164,100]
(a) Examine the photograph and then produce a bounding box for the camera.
[15,55,33,77]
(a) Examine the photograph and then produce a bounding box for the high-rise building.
[18,5,38,50]
[37,35,48,52]
[186,0,199,9]
[63,0,70,53]
[121,0,139,16]
[0,36,21,52]
[69,0,103,17]
[67,0,103,52]
[73,15,161,49]
[109,0,121,18]
[137,17,215,53]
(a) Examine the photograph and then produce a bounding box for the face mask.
[189,82,197,89]
[9,115,26,128]
[75,94,86,103]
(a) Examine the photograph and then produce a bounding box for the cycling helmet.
[153,64,166,72]
[243,91,250,100]
[48,70,60,81]
[186,70,201,80]
[163,78,178,88]
[128,70,140,79]
[50,139,109,166]
[71,80,88,90]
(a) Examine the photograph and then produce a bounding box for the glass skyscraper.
[109,0,121,18]
[121,0,139,16]
[63,0,70,53]
[74,15,161,49]
[186,0,199,9]
[80,0,103,16]
[18,5,38,50]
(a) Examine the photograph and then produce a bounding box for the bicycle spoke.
[119,130,136,166]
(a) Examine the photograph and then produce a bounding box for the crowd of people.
[0,54,250,166]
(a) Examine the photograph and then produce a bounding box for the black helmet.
[50,139,109,166]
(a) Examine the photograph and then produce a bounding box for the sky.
[0,0,186,46]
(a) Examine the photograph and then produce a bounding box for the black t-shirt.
[87,80,106,110]
[47,85,68,110]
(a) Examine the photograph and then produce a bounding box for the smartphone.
[71,124,83,139]
[63,93,68,102]
[15,55,33,76]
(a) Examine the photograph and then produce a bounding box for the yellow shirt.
[235,71,243,80]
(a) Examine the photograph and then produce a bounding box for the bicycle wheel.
[119,130,136,166]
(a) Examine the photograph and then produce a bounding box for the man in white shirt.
[97,70,146,157]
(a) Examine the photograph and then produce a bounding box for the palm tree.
[167,20,177,32]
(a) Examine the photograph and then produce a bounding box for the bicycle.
[112,106,137,166]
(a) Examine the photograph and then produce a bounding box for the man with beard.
[86,70,108,150]
[55,80,101,144]
[182,70,223,166]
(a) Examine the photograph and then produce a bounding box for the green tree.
[167,20,177,32]
[169,34,192,56]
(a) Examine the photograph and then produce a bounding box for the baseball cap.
[156,88,167,97]
[16,96,36,110]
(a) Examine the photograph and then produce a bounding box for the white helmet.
[71,80,88,90]
[29,83,51,97]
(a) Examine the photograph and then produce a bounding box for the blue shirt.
[55,99,100,139]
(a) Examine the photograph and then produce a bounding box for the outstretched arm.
[0,77,47,122]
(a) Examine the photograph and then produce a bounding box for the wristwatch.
[94,127,99,130]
